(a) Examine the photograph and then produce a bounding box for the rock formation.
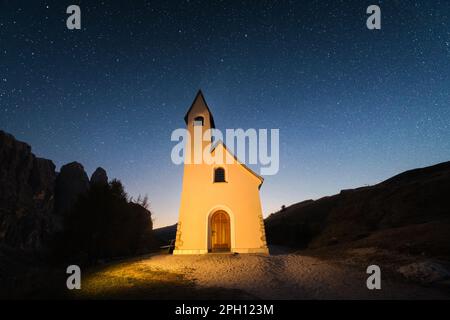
[0,131,102,250]
[0,130,159,258]
[0,130,56,249]
[54,162,90,216]
[90,167,108,186]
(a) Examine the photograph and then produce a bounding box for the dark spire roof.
[184,90,216,128]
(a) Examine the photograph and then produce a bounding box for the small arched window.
[214,167,226,183]
[193,116,204,126]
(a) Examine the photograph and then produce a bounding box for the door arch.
[210,210,231,252]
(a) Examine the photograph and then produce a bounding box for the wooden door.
[211,211,230,251]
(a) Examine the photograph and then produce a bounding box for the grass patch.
[70,255,253,300]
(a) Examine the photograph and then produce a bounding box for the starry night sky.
[1,1,449,227]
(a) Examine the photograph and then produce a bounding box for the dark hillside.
[265,161,450,259]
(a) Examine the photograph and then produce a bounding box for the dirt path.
[131,251,448,299]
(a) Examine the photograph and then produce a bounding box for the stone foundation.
[173,247,269,255]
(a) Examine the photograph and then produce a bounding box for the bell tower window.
[194,116,204,126]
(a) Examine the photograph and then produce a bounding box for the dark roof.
[184,90,216,128]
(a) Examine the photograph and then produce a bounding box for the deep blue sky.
[1,1,449,227]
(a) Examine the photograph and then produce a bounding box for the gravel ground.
[132,249,449,299]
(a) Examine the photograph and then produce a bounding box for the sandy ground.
[123,248,449,300]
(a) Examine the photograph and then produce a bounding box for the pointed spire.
[184,90,215,128]
[192,90,207,109]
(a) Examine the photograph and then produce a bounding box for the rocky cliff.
[0,129,159,267]
[0,130,56,249]
[0,130,109,250]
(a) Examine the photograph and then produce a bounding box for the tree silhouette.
[54,179,157,264]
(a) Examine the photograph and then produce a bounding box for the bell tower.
[183,90,215,164]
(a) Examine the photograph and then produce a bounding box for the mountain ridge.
[265,160,450,258]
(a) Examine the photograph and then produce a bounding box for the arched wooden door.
[210,211,231,252]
